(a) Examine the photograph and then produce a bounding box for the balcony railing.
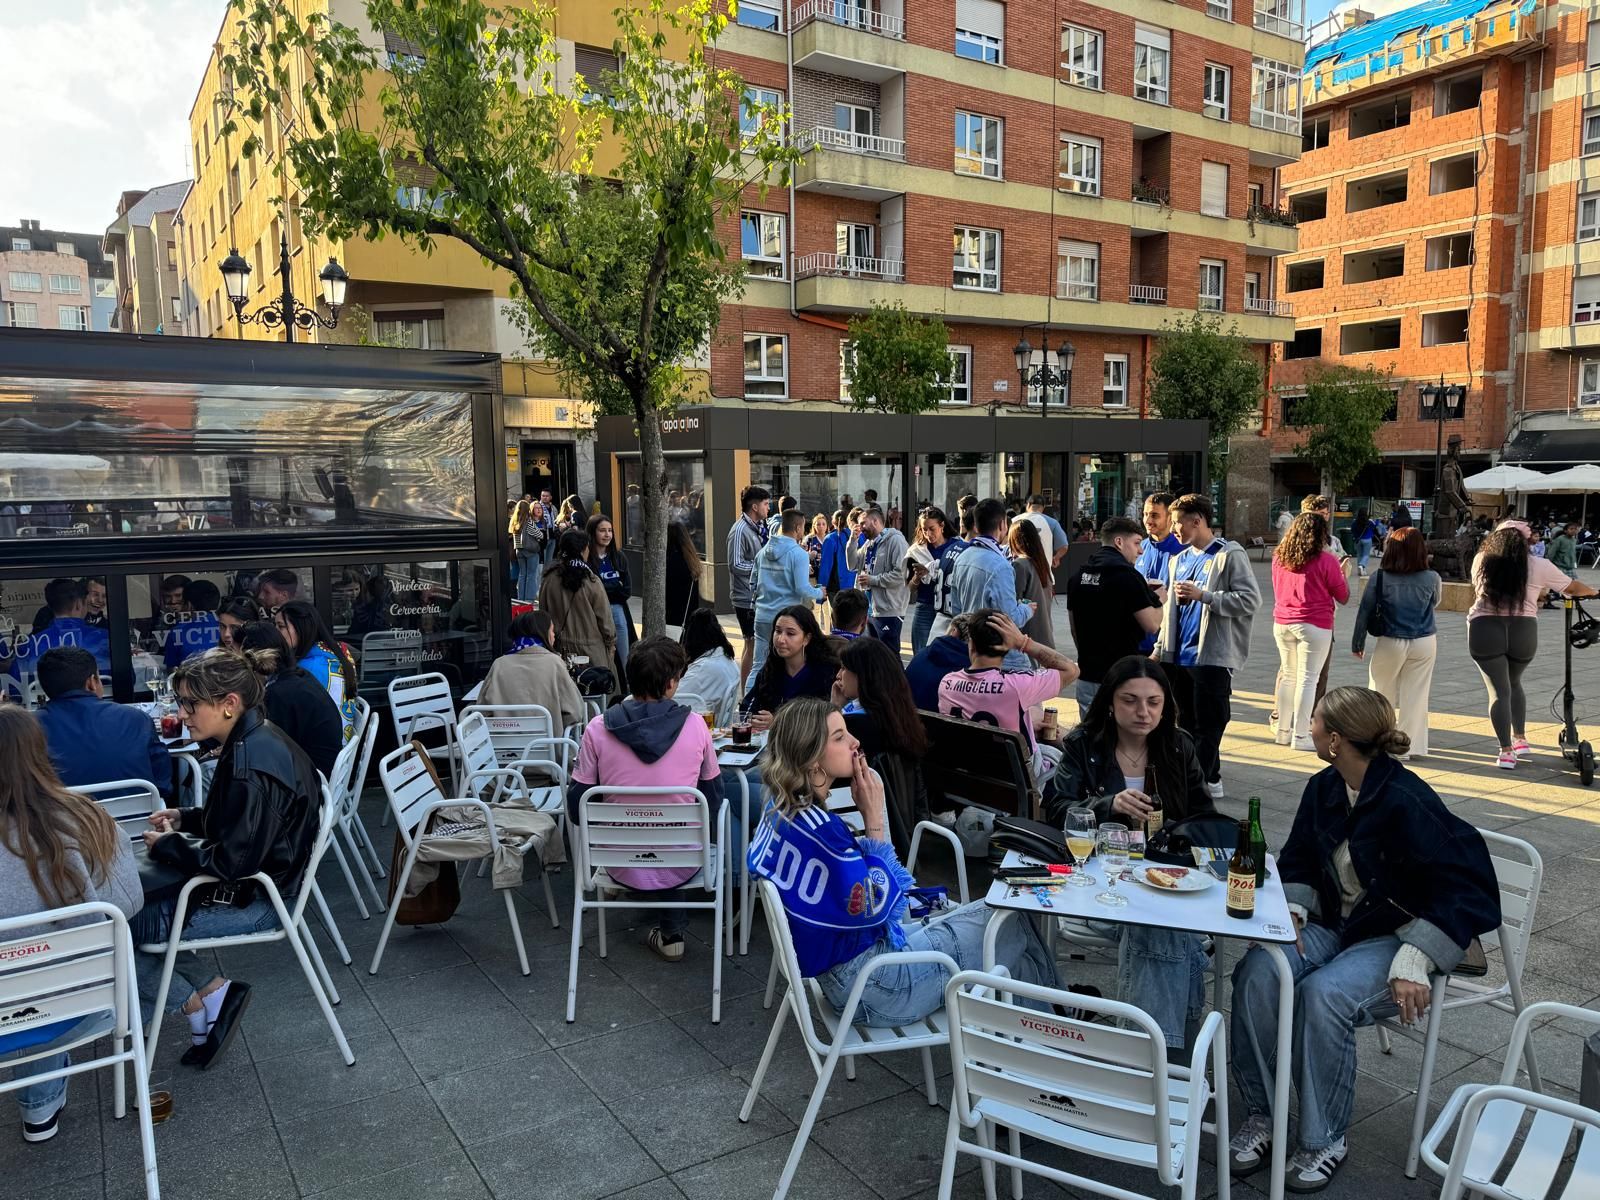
[1247,202,1299,229]
[1246,297,1295,317]
[1250,107,1301,136]
[1132,180,1171,206]
[794,252,905,282]
[1129,284,1168,305]
[795,125,906,160]
[791,0,906,40]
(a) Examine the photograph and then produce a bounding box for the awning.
[1500,427,1600,465]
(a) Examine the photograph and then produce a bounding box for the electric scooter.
[1557,596,1598,786]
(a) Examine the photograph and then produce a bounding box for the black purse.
[1146,813,1240,866]
[1365,571,1388,639]
[989,814,1068,864]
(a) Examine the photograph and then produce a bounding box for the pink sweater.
[1272,552,1350,630]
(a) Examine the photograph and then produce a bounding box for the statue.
[1439,435,1472,529]
[1427,436,1477,579]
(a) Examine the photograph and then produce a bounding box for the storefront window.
[1074,452,1202,529]
[914,453,996,522]
[329,560,494,693]
[126,566,315,679]
[1,575,116,691]
[617,456,706,552]
[751,452,910,528]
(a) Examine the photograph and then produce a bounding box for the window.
[836,221,876,268]
[1421,310,1469,346]
[1349,95,1410,139]
[1134,26,1171,105]
[741,86,784,144]
[165,241,177,270]
[171,296,183,321]
[1198,259,1225,311]
[373,313,446,348]
[740,211,786,278]
[202,120,210,162]
[1208,0,1231,17]
[1339,318,1403,353]
[10,238,30,252]
[1281,393,1308,426]
[1062,25,1103,90]
[1102,354,1129,407]
[738,0,782,31]
[1435,72,1482,116]
[946,345,973,405]
[1200,161,1229,217]
[955,0,1005,64]
[1285,327,1322,359]
[1203,64,1231,120]
[1289,189,1326,222]
[1583,196,1600,242]
[1426,232,1473,270]
[1346,170,1408,213]
[1286,260,1324,291]
[57,305,89,331]
[7,271,42,292]
[1245,272,1261,308]
[1343,246,1405,282]
[47,274,82,294]
[953,226,1001,291]
[1057,239,1100,300]
[743,333,788,398]
[840,341,854,403]
[573,44,620,103]
[5,302,38,327]
[1581,360,1600,407]
[94,277,115,298]
[1575,277,1600,324]
[955,111,1003,178]
[1302,116,1330,152]
[228,163,241,208]
[1057,134,1101,195]
[835,102,873,138]
[55,241,75,256]
[1251,58,1299,132]
[1248,182,1265,210]
[1430,153,1476,194]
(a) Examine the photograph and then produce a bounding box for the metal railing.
[795,125,906,159]
[1247,202,1299,229]
[1250,106,1301,135]
[793,252,905,282]
[1129,284,1168,305]
[1132,180,1171,206]
[1246,297,1295,317]
[791,0,906,40]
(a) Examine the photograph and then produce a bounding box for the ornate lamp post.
[1418,374,1466,536]
[1013,332,1076,416]
[219,235,348,342]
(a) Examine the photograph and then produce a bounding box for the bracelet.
[1021,636,1033,655]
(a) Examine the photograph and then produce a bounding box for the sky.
[0,0,221,235]
[0,0,1347,238]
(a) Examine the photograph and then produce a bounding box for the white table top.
[985,850,1297,945]
[714,732,766,768]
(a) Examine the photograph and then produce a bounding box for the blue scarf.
[510,637,545,652]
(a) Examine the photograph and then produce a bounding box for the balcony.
[1250,107,1300,137]
[794,251,905,283]
[1246,297,1295,318]
[791,0,908,84]
[793,126,907,200]
[795,126,904,159]
[1253,3,1303,40]
[1247,203,1298,229]
[1133,180,1171,206]
[1129,285,1167,305]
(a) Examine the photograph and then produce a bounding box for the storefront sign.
[661,415,701,434]
[506,444,521,478]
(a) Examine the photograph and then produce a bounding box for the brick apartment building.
[1274,0,1600,513]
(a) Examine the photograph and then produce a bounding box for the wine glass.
[1096,823,1131,907]
[1063,806,1097,887]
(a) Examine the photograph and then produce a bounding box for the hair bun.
[1379,728,1412,758]
[242,646,282,674]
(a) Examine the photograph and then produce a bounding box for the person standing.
[1549,521,1579,584]
[726,485,771,688]
[846,505,911,656]
[1271,512,1351,751]
[664,521,706,628]
[1134,492,1182,654]
[537,529,617,686]
[1019,495,1068,570]
[949,498,1035,669]
[1351,526,1440,760]
[585,514,634,671]
[1007,516,1056,652]
[1152,493,1262,800]
[1065,517,1162,712]
[510,498,546,603]
[751,508,825,679]
[1350,508,1380,578]
[906,506,963,655]
[817,509,860,605]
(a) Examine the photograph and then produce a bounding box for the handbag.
[1365,570,1388,639]
[384,744,462,925]
[1146,812,1240,866]
[989,814,1069,864]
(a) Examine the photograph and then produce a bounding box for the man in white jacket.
[846,506,911,657]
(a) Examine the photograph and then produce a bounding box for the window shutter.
[1135,24,1171,52]
[1577,276,1600,308]
[573,45,619,95]
[1201,162,1229,217]
[956,0,1005,39]
[1058,239,1098,260]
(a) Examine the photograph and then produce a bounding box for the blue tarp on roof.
[1303,0,1529,71]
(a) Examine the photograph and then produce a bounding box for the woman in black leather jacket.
[133,647,321,1071]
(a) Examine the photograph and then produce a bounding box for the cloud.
[0,0,221,232]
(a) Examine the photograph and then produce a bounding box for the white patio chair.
[937,970,1229,1200]
[567,785,727,1024]
[76,778,163,839]
[739,877,955,1199]
[1377,829,1544,1177]
[387,671,462,792]
[1421,1000,1600,1200]
[459,702,578,778]
[342,699,385,880]
[371,739,556,977]
[171,751,206,810]
[139,783,354,1073]
[0,903,161,1199]
[358,629,423,693]
[318,720,384,920]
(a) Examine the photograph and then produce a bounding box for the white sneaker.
[1285,1138,1347,1193]
[21,1096,65,1144]
[1495,752,1518,771]
[1293,736,1316,752]
[1207,780,1225,802]
[1228,1112,1272,1176]
[647,927,685,962]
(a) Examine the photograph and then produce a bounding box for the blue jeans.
[1356,540,1373,572]
[516,551,541,601]
[129,894,282,1018]
[1074,679,1100,713]
[609,603,631,669]
[872,615,903,658]
[1,1011,115,1122]
[910,603,937,657]
[819,902,1060,1026]
[750,625,772,681]
[1113,925,1206,1050]
[1231,923,1401,1150]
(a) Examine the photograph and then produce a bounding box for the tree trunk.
[635,400,669,639]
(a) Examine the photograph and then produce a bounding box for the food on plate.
[1144,866,1190,890]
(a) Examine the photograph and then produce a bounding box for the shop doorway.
[518,443,575,506]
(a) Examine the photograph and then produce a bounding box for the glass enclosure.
[913,453,996,522]
[1074,451,1202,528]
[617,455,706,552]
[751,451,910,528]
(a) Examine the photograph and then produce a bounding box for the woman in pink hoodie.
[1272,512,1350,750]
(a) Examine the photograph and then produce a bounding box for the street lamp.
[1013,332,1076,416]
[219,233,348,342]
[1418,374,1466,536]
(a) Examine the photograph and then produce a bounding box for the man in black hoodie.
[568,637,726,961]
[1064,517,1163,712]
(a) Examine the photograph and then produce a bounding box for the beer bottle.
[1226,818,1257,920]
[1144,769,1164,840]
[1247,796,1268,888]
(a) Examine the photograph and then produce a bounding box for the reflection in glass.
[751,452,908,530]
[331,560,493,693]
[618,457,705,552]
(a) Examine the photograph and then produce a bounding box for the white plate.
[1130,864,1215,893]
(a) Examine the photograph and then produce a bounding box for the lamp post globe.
[318,257,349,311]
[220,248,252,309]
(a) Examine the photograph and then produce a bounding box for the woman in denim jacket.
[1350,526,1441,759]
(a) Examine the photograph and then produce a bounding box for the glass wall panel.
[751,452,910,529]
[617,456,706,552]
[330,559,494,693]
[914,453,996,523]
[2,574,116,689]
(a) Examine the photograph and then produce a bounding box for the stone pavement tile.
[301,1148,493,1200]
[603,1181,689,1200]
[610,1067,794,1173]
[106,1118,296,1200]
[427,1049,601,1147]
[100,1049,272,1155]
[255,1030,419,1121]
[670,1134,878,1200]
[597,935,766,1019]
[392,996,546,1082]
[14,1175,104,1200]
[443,901,572,966]
[468,1107,662,1200]
[813,1094,974,1200]
[669,997,786,1069]
[727,1031,914,1126]
[1489,812,1600,862]
[345,923,474,978]
[487,951,662,1049]
[275,1083,463,1196]
[557,1017,723,1103]
[1521,933,1600,992]
[236,967,391,1063]
[1346,1027,1478,1093]
[1,1069,103,1195]
[1489,1025,1597,1094]
[361,961,500,1029]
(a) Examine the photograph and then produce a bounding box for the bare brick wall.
[793,69,881,135]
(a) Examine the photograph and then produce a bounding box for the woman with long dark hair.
[677,608,740,725]
[536,528,615,679]
[478,610,584,728]
[584,513,634,670]
[216,596,262,649]
[1272,512,1350,751]
[664,520,706,627]
[908,505,963,654]
[273,599,358,742]
[741,604,838,732]
[832,636,928,761]
[1008,515,1055,650]
[1468,520,1596,768]
[238,621,343,778]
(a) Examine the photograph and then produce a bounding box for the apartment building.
[0,219,115,332]
[1276,0,1600,504]
[103,182,193,335]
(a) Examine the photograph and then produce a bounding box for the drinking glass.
[1096,823,1131,907]
[1063,806,1097,887]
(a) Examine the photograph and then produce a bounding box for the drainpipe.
[1139,333,1151,419]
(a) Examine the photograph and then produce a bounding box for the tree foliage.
[1148,313,1265,477]
[1294,363,1395,496]
[219,0,799,635]
[843,303,951,414]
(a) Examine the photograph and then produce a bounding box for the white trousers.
[1273,622,1333,741]
[1367,634,1437,758]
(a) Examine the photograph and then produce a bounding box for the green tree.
[1294,363,1395,506]
[842,303,951,414]
[220,0,799,636]
[1148,313,1265,478]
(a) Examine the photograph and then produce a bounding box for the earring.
[224,709,234,719]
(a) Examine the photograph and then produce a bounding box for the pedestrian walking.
[1351,526,1439,759]
[1271,512,1350,751]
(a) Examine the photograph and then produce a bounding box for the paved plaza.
[7,561,1600,1200]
